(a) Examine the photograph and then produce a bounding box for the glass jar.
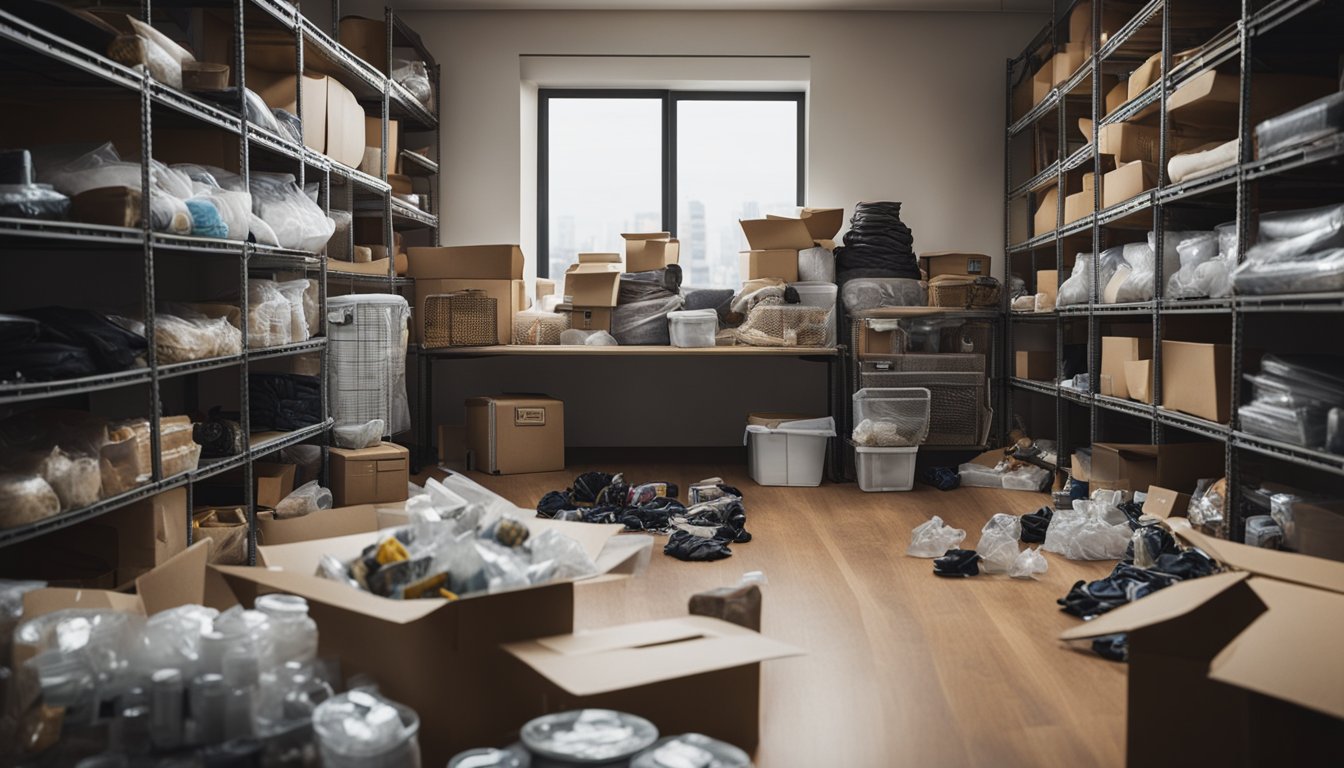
[255,594,318,668]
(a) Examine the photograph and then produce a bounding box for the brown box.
[258,504,409,546]
[338,16,388,73]
[466,395,564,475]
[1015,350,1055,381]
[1168,70,1337,131]
[919,252,989,279]
[1097,122,1211,166]
[362,115,398,174]
[1124,359,1154,404]
[1034,187,1059,235]
[622,232,680,273]
[324,77,366,169]
[1063,189,1094,224]
[1032,58,1054,105]
[561,306,613,333]
[1051,46,1086,86]
[536,279,556,301]
[1037,269,1059,302]
[562,262,622,307]
[408,245,525,280]
[200,462,296,509]
[738,250,799,282]
[799,207,844,242]
[1280,501,1344,562]
[742,217,816,251]
[249,71,327,153]
[1128,50,1164,101]
[1101,336,1153,399]
[1087,442,1224,494]
[413,278,526,344]
[857,323,903,359]
[1067,1,1130,56]
[70,187,142,228]
[329,443,410,506]
[1161,340,1232,423]
[1102,160,1158,208]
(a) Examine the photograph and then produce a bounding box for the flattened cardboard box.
[408,245,525,280]
[465,395,564,475]
[504,616,803,753]
[329,443,410,506]
[215,520,650,765]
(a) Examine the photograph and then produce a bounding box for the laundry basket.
[327,294,410,436]
[851,388,931,447]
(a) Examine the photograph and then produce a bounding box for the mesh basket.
[512,311,568,345]
[861,353,986,373]
[423,291,497,347]
[856,370,989,446]
[734,303,832,347]
[851,388,932,446]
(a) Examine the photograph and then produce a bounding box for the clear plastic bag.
[559,328,618,346]
[798,245,836,283]
[1056,252,1092,307]
[1187,478,1227,532]
[906,515,966,557]
[248,279,293,349]
[276,279,313,343]
[273,480,333,519]
[840,277,927,314]
[1042,505,1132,560]
[527,528,599,581]
[333,420,384,450]
[155,312,242,362]
[1110,241,1157,302]
[0,474,61,528]
[0,183,69,219]
[244,89,282,135]
[1234,247,1344,295]
[1009,547,1048,579]
[975,513,1022,574]
[392,59,433,107]
[612,295,685,346]
[249,172,336,253]
[273,109,303,145]
[134,604,218,680]
[37,447,101,511]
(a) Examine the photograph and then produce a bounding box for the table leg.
[416,354,432,473]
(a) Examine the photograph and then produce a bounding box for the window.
[539,90,804,285]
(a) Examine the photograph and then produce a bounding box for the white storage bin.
[668,308,718,348]
[327,294,410,436]
[744,416,835,487]
[855,445,918,492]
[789,281,838,347]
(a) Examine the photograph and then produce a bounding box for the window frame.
[537,88,806,279]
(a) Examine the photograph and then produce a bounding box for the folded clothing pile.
[249,373,322,432]
[0,307,146,384]
[833,201,921,285]
[1240,354,1344,454]
[1233,203,1344,295]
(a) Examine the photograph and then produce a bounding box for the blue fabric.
[185,198,227,238]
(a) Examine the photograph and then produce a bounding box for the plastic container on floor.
[744,416,835,487]
[854,445,918,491]
[667,308,718,348]
[790,281,839,347]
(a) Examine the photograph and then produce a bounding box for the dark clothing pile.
[833,201,921,285]
[193,409,245,458]
[248,373,321,431]
[933,549,981,577]
[0,307,146,383]
[1019,506,1054,543]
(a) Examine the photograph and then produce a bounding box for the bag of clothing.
[248,373,321,431]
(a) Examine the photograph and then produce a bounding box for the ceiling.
[391,1,1051,11]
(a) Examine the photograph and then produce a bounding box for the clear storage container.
[854,445,918,491]
[667,308,718,348]
[851,388,931,447]
[744,416,835,487]
[789,281,839,346]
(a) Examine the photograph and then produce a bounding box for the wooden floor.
[457,457,1127,767]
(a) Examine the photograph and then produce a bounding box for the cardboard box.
[329,443,410,506]
[1063,513,1344,767]
[362,116,398,174]
[215,519,655,765]
[1051,46,1086,86]
[1102,160,1158,208]
[1063,189,1094,224]
[622,233,681,273]
[739,250,799,282]
[1034,187,1059,235]
[1015,350,1055,381]
[465,395,565,475]
[330,255,407,279]
[1088,442,1224,494]
[1128,50,1164,101]
[1037,269,1059,303]
[408,245,525,281]
[920,252,989,279]
[199,462,296,509]
[1105,80,1128,116]
[413,279,526,344]
[249,71,327,153]
[324,77,365,168]
[741,217,814,251]
[1168,70,1337,130]
[1101,336,1154,398]
[1067,1,1130,55]
[1032,58,1055,105]
[257,504,409,546]
[1124,359,1154,404]
[338,16,388,73]
[799,207,844,242]
[857,322,902,359]
[504,615,802,753]
[561,306,613,333]
[536,279,556,301]
[562,262,622,307]
[1161,340,1232,423]
[1278,500,1344,562]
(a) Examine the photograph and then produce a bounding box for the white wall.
[395,9,1045,447]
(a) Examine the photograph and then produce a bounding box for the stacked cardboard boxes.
[559,253,623,333]
[738,209,843,282]
[407,245,528,344]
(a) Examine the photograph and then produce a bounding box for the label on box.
[515,407,546,427]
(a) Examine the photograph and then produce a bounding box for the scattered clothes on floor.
[1019,506,1054,544]
[664,529,733,561]
[933,549,981,578]
[1091,633,1129,662]
[919,466,961,491]
[906,515,967,557]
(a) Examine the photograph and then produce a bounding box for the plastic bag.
[612,295,685,346]
[1258,202,1344,240]
[391,59,433,107]
[248,279,293,349]
[975,513,1022,574]
[249,172,336,253]
[1187,478,1227,531]
[276,279,312,343]
[134,604,218,680]
[906,515,966,557]
[243,89,282,135]
[1009,547,1048,579]
[560,328,618,346]
[333,420,384,450]
[527,528,599,581]
[1110,242,1157,303]
[840,277,927,314]
[155,312,242,362]
[0,183,69,219]
[37,447,101,511]
[273,108,303,145]
[0,473,61,528]
[273,480,332,520]
[798,245,836,283]
[1042,505,1131,560]
[1056,253,1091,307]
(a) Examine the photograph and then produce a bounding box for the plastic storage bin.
[667,308,718,348]
[851,387,931,447]
[744,416,836,487]
[790,281,839,347]
[327,294,410,436]
[854,445,918,491]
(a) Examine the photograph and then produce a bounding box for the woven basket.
[929,275,1001,309]
[423,291,498,347]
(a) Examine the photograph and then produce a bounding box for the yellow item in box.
[376,536,410,565]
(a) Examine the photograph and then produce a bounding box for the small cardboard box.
[563,262,623,307]
[1051,46,1086,85]
[504,616,803,753]
[1101,336,1153,399]
[1034,187,1059,235]
[1015,350,1055,381]
[1104,80,1128,116]
[413,278,526,344]
[1088,441,1224,494]
[257,504,409,546]
[248,71,327,153]
[338,16,388,73]
[325,77,366,169]
[466,395,564,475]
[199,462,296,509]
[561,305,613,333]
[799,207,844,242]
[329,443,410,506]
[1161,340,1232,423]
[1063,190,1094,224]
[408,245,525,280]
[857,322,903,359]
[739,250,799,282]
[363,116,398,173]
[622,233,680,273]
[919,252,989,279]
[1124,359,1154,404]
[1102,160,1158,208]
[1037,269,1059,302]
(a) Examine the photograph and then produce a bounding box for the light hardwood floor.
[452,457,1126,767]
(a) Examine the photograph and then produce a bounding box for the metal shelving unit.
[1005,0,1344,542]
[0,1,439,560]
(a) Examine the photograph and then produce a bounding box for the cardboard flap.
[331,444,410,462]
[1142,486,1189,520]
[1167,518,1344,594]
[740,218,813,251]
[1059,571,1250,640]
[565,262,623,276]
[215,564,448,624]
[621,232,670,243]
[525,517,621,563]
[258,505,382,546]
[504,616,804,697]
[136,539,213,616]
[22,585,144,618]
[800,207,843,240]
[577,253,621,264]
[1208,577,1344,719]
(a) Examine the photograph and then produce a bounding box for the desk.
[414,345,845,478]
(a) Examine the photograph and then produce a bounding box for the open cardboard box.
[622,233,680,273]
[407,245,525,281]
[1081,441,1223,493]
[1167,70,1337,131]
[767,208,843,247]
[740,217,813,281]
[215,517,663,763]
[563,261,623,306]
[1062,500,1344,766]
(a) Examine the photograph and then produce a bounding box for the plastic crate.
[854,445,917,491]
[855,371,988,446]
[745,416,835,487]
[851,387,931,447]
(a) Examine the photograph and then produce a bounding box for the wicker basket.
[423,291,498,347]
[929,275,1002,309]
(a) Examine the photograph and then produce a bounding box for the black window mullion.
[664,91,676,237]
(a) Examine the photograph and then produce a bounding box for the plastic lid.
[449,747,530,768]
[520,709,658,763]
[630,733,752,768]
